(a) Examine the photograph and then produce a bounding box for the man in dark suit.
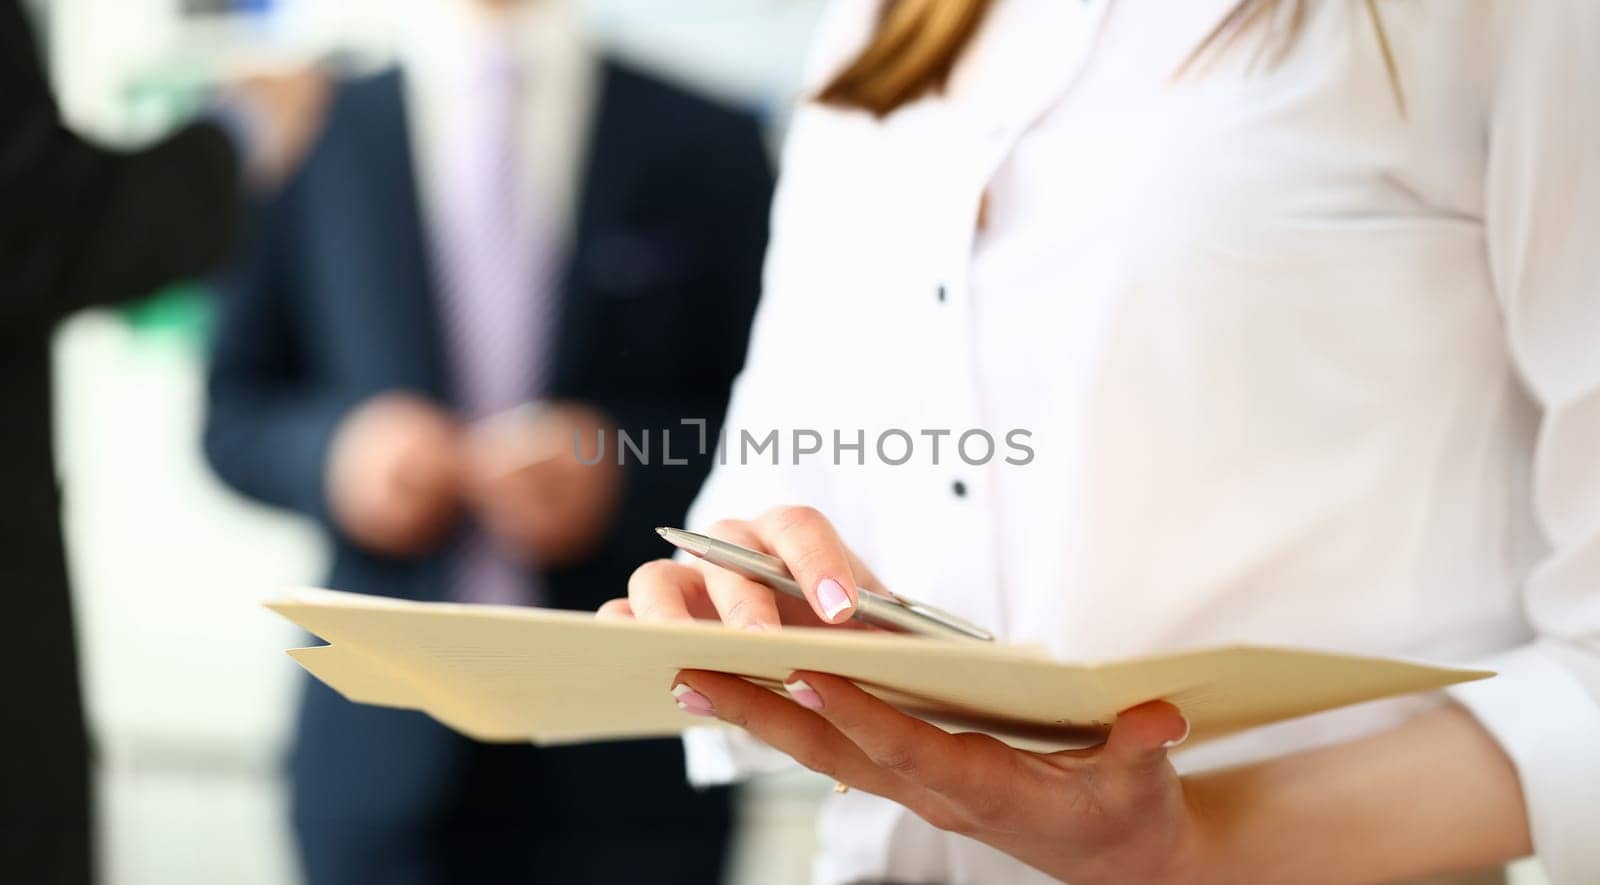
[0,2,324,880]
[201,0,773,881]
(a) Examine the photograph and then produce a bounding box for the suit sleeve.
[1445,4,1600,883]
[202,185,356,526]
[0,0,241,332]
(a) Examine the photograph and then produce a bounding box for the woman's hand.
[670,668,1203,885]
[600,506,887,631]
[602,507,1533,883]
[603,505,1208,881]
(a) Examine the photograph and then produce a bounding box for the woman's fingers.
[755,505,858,624]
[1099,700,1189,778]
[671,669,931,806]
[778,670,1004,802]
[594,598,634,620]
[701,520,785,630]
[626,559,716,622]
[676,662,1194,865]
[661,508,876,630]
[630,510,868,632]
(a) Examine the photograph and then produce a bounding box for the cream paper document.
[269,587,1492,750]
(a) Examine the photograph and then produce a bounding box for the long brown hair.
[817,0,1405,117]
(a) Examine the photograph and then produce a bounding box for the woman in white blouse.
[599,0,1599,882]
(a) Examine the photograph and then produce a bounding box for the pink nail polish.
[1162,717,1191,749]
[672,683,715,717]
[784,679,824,711]
[816,578,853,621]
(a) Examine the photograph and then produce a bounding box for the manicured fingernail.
[784,679,824,711]
[672,683,715,717]
[816,578,853,621]
[1162,716,1191,749]
[743,622,770,632]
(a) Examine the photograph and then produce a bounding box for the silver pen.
[656,527,995,642]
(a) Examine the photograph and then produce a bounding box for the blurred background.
[20,0,1558,882]
[33,0,831,882]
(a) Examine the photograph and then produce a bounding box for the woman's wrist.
[1160,774,1246,885]
[1059,784,1230,885]
[1140,707,1532,885]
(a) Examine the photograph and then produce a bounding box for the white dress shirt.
[400,0,596,247]
[681,1,1600,883]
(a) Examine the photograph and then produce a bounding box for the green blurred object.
[123,57,212,142]
[120,283,216,349]
[114,59,223,349]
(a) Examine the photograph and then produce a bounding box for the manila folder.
[268,587,1491,750]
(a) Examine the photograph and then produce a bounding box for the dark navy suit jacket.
[204,61,772,883]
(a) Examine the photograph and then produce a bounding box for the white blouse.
[682,1,1600,882]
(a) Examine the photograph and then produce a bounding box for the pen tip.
[655,526,709,557]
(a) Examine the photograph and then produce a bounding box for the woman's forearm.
[1185,704,1530,883]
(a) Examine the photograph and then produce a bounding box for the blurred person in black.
[0,1,327,880]
[201,0,772,881]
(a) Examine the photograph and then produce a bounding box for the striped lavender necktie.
[431,46,557,606]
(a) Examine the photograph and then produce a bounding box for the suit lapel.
[344,70,453,403]
[545,61,620,396]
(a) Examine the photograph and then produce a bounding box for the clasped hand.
[326,394,621,565]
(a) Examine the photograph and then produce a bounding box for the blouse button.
[951,480,968,498]
[937,284,947,303]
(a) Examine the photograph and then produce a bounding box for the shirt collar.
[400,0,586,92]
